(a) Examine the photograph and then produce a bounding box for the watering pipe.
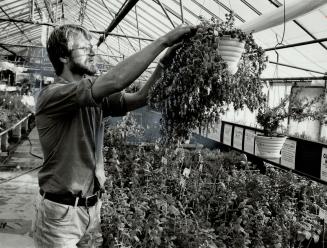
[237,0,327,34]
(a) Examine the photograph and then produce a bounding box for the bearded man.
[33,24,195,248]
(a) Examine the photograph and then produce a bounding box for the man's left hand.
[159,43,183,69]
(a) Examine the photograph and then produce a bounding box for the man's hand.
[162,24,197,47]
[159,43,183,68]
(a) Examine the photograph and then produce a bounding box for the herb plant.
[148,12,267,143]
[101,141,327,248]
[256,89,325,136]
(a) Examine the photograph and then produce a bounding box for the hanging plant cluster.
[148,12,267,143]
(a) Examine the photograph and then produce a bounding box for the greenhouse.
[2,0,327,247]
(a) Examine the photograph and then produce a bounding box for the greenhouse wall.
[216,82,327,143]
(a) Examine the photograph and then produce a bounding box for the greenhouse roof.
[1,0,327,80]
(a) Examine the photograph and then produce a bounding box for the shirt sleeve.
[36,77,99,117]
[101,92,127,117]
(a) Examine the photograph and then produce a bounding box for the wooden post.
[21,118,29,135]
[12,123,22,141]
[1,132,9,152]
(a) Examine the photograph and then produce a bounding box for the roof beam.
[0,6,34,44]
[97,0,140,47]
[188,0,222,21]
[240,0,262,15]
[0,26,38,40]
[261,76,327,81]
[133,3,172,32]
[156,0,175,28]
[179,0,184,23]
[269,61,326,75]
[99,0,137,52]
[238,0,327,54]
[140,1,179,27]
[113,0,162,36]
[30,0,35,20]
[33,0,43,19]
[265,0,327,52]
[0,44,18,56]
[152,0,192,25]
[0,0,28,14]
[0,43,44,48]
[0,44,26,62]
[43,0,54,22]
[0,17,154,41]
[264,37,327,51]
[90,0,157,38]
[293,20,327,50]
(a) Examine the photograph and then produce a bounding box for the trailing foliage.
[148,12,267,143]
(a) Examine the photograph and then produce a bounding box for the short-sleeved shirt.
[35,76,126,197]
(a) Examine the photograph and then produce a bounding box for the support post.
[1,132,9,152]
[31,0,35,21]
[12,124,22,141]
[156,0,175,28]
[180,0,184,24]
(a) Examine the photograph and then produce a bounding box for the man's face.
[68,33,97,76]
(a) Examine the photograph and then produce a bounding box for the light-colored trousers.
[32,194,103,248]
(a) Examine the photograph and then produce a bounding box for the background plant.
[256,89,325,136]
[103,112,145,149]
[101,136,327,247]
[0,92,30,131]
[148,12,267,143]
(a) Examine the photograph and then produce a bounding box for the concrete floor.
[0,128,42,248]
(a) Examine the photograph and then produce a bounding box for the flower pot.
[255,135,286,159]
[218,36,245,75]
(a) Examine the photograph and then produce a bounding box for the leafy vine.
[148,12,267,143]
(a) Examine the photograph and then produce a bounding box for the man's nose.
[89,45,96,55]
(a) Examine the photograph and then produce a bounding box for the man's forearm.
[124,65,163,111]
[92,38,167,100]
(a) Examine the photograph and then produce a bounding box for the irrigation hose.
[0,136,43,185]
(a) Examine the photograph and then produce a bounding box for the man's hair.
[47,24,92,76]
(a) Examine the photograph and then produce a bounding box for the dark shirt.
[35,76,126,196]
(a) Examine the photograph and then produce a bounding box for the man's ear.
[59,57,69,64]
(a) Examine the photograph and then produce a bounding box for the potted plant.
[255,90,325,158]
[148,12,267,144]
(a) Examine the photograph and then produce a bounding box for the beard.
[69,59,97,76]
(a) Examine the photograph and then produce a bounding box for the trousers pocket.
[42,199,73,222]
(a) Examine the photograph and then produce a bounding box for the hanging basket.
[255,135,286,159]
[217,36,245,75]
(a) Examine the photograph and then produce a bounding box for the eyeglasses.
[71,44,96,54]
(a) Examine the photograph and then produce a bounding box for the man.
[33,23,195,247]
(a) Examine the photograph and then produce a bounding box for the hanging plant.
[148,12,267,143]
[256,89,326,137]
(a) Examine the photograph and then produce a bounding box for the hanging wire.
[273,0,286,80]
[198,0,206,17]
